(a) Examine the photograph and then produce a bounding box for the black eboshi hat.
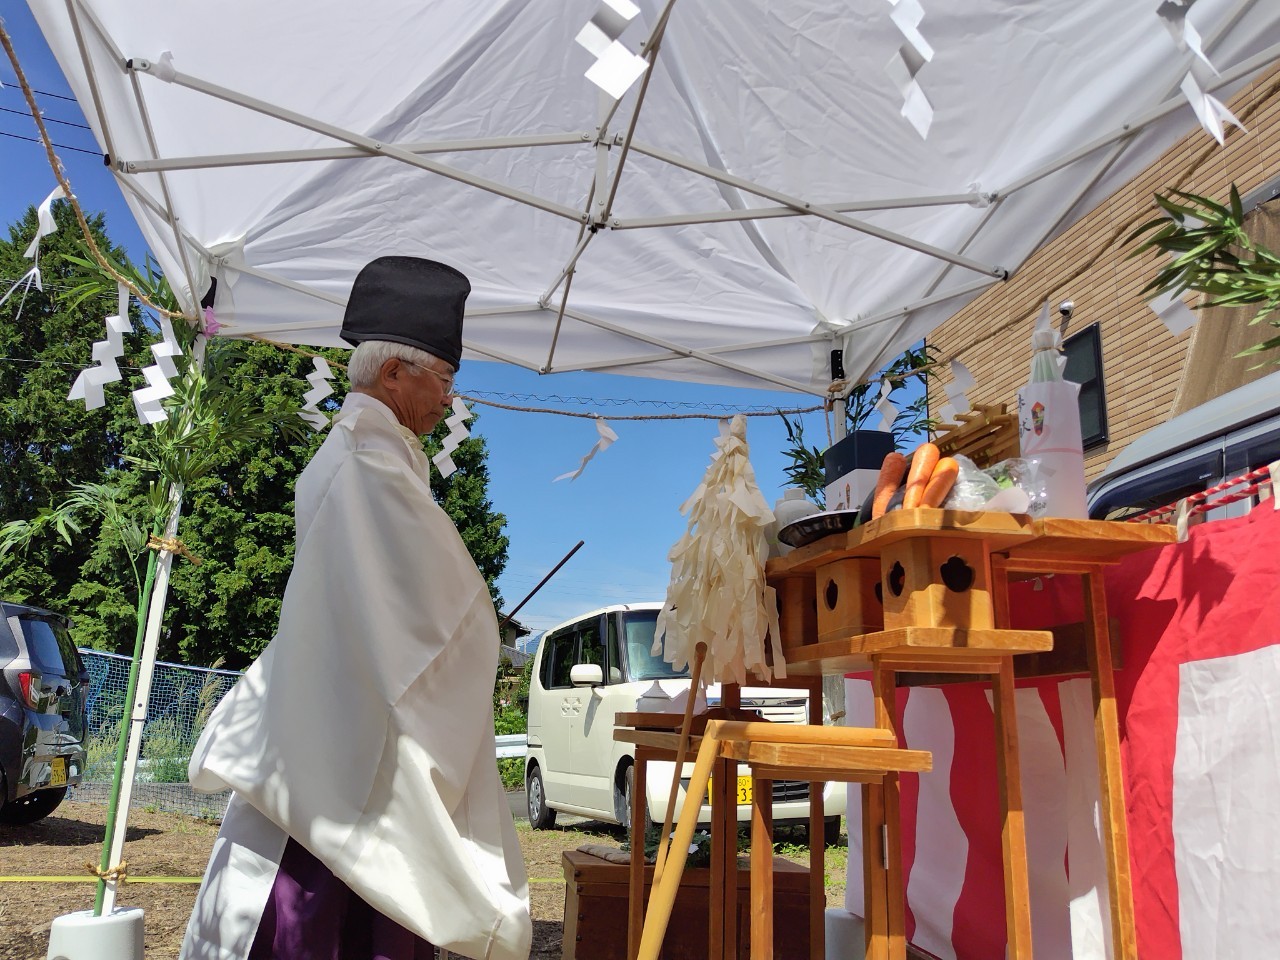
[339,256,470,369]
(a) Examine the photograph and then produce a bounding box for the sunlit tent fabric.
[28,0,1280,395]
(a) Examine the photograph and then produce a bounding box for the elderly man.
[180,257,532,960]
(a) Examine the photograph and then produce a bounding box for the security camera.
[1058,300,1075,319]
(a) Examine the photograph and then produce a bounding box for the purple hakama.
[248,838,438,960]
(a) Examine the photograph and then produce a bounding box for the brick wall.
[926,67,1280,481]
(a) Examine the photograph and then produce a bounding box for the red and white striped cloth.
[840,500,1280,959]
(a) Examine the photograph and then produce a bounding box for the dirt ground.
[0,801,846,959]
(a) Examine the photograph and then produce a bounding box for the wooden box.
[815,556,883,642]
[560,850,811,960]
[879,536,994,631]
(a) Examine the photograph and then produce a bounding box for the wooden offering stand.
[616,678,934,960]
[766,508,1175,960]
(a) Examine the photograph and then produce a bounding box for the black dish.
[777,510,860,548]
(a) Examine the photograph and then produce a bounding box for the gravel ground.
[0,799,847,959]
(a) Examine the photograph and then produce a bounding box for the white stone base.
[47,908,144,960]
[825,907,867,960]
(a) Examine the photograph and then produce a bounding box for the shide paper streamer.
[555,416,617,482]
[68,282,133,411]
[299,356,334,431]
[885,0,935,139]
[654,415,784,686]
[432,396,475,479]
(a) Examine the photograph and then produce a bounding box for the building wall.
[926,66,1280,481]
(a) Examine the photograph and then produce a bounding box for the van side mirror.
[570,663,603,687]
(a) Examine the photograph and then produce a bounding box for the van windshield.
[622,611,689,681]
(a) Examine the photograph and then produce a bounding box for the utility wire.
[0,128,100,156]
[0,104,93,130]
[2,83,78,103]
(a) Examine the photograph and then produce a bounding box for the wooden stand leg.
[862,783,888,960]
[807,676,826,960]
[722,757,739,960]
[638,726,721,960]
[751,775,775,960]
[992,658,1034,959]
[872,665,907,960]
[629,752,649,960]
[1083,571,1138,960]
[808,778,826,960]
[711,755,729,960]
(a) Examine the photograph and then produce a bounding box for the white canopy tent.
[27,0,1280,396]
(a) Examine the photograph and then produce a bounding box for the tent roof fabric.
[29,0,1280,394]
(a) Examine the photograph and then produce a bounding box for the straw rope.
[146,534,202,565]
[0,19,186,321]
[83,859,128,883]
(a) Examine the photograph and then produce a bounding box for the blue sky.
[0,7,853,639]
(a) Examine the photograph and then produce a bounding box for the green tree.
[0,202,149,646]
[1,203,510,668]
[427,414,508,612]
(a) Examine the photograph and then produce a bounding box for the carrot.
[919,456,960,508]
[902,442,941,509]
[870,451,909,520]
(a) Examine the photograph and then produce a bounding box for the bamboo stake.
[91,516,162,915]
[638,722,721,960]
[652,641,707,883]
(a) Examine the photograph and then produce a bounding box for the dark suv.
[0,603,88,824]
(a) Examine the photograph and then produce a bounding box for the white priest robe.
[180,393,531,960]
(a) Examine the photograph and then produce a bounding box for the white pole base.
[47,908,144,960]
[825,907,867,960]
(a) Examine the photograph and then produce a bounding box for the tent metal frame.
[60,0,1280,395]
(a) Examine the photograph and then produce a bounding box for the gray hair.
[347,340,453,389]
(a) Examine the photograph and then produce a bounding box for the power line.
[0,104,93,131]
[0,128,100,156]
[3,83,78,103]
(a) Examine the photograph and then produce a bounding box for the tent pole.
[832,348,848,441]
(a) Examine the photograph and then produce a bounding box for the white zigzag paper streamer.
[1179,66,1244,145]
[575,0,648,99]
[69,283,132,411]
[298,357,334,431]
[132,315,183,425]
[23,186,66,259]
[944,358,975,415]
[885,0,934,139]
[0,186,68,325]
[1157,1,1245,145]
[555,417,618,481]
[431,396,475,479]
[875,379,899,431]
[1157,1,1215,72]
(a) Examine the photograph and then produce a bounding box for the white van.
[523,602,845,845]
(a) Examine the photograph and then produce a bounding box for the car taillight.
[17,671,41,709]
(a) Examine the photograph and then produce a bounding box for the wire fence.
[68,649,530,820]
[69,649,242,819]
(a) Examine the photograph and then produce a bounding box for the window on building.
[1063,323,1108,449]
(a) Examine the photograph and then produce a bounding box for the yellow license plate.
[708,774,754,804]
[49,758,66,787]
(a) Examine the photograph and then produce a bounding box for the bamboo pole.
[100,487,185,916]
[91,517,162,915]
[651,641,707,883]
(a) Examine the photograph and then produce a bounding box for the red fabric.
[866,502,1280,958]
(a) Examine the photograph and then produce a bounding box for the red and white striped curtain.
[842,500,1280,959]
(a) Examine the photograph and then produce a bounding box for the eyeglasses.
[404,360,456,394]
